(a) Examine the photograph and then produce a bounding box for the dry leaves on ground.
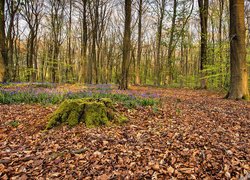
[0,87,249,179]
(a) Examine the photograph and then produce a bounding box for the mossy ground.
[46,98,127,129]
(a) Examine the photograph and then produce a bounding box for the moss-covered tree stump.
[46,98,127,129]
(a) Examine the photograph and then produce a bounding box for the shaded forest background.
[0,0,250,90]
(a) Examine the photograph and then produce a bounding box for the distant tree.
[154,0,166,86]
[5,0,20,81]
[167,0,177,85]
[0,0,6,82]
[66,0,74,81]
[77,0,88,83]
[22,0,43,81]
[226,0,249,99]
[119,0,132,89]
[48,0,66,83]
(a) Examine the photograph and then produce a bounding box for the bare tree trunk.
[155,0,165,86]
[49,0,65,83]
[79,0,88,83]
[119,0,132,90]
[144,48,150,85]
[167,0,177,85]
[0,0,6,82]
[26,32,35,81]
[66,0,73,82]
[226,0,249,99]
[219,0,224,87]
[22,0,43,82]
[135,0,143,85]
[13,15,20,81]
[87,0,99,84]
[198,0,208,89]
[6,0,20,81]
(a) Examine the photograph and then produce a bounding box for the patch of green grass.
[176,108,181,115]
[152,104,159,113]
[8,120,20,128]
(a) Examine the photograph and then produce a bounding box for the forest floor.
[0,85,249,179]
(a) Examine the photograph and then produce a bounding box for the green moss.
[67,110,80,127]
[242,95,249,101]
[46,100,77,129]
[46,98,126,129]
[84,102,109,128]
[116,115,128,125]
[99,98,113,108]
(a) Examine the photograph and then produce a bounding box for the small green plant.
[152,104,159,113]
[8,120,20,128]
[176,108,181,115]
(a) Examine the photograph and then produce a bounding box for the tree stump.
[46,98,127,129]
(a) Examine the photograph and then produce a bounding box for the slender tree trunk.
[227,0,249,99]
[0,0,6,82]
[135,0,143,85]
[13,16,20,81]
[26,32,35,82]
[87,0,99,84]
[155,0,165,86]
[167,0,177,85]
[67,0,73,82]
[33,36,38,81]
[219,0,224,87]
[144,49,150,85]
[93,0,99,84]
[185,41,189,84]
[80,0,88,83]
[198,0,209,89]
[119,0,132,90]
[6,0,19,81]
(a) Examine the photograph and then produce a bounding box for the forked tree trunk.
[227,0,249,99]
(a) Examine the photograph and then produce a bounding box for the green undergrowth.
[46,98,128,129]
[0,90,159,108]
[8,120,20,128]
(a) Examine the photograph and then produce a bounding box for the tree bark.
[0,0,6,82]
[154,0,165,86]
[198,0,208,89]
[227,0,249,99]
[119,0,132,90]
[135,0,143,85]
[79,0,88,83]
[167,0,177,85]
[219,0,224,87]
